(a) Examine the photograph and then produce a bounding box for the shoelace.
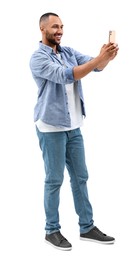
[94,227,107,236]
[57,232,68,242]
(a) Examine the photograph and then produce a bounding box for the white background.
[0,0,135,259]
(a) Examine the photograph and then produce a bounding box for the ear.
[40,26,46,32]
[40,26,44,32]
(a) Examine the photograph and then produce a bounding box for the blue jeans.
[36,127,94,234]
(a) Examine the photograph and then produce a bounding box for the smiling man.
[29,12,119,251]
[39,13,63,47]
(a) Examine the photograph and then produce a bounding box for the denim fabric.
[36,127,94,234]
[29,42,100,127]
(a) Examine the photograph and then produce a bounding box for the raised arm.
[73,42,119,80]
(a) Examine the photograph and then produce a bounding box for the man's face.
[41,16,63,47]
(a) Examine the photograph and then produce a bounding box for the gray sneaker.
[80,226,115,244]
[45,231,72,250]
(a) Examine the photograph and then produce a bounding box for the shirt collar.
[39,41,63,54]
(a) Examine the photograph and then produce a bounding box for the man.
[29,12,119,251]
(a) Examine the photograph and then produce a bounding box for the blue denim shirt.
[29,42,99,127]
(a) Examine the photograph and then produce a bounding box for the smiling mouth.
[54,34,62,39]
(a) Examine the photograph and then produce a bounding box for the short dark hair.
[39,12,59,24]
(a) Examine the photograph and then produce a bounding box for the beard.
[46,31,61,46]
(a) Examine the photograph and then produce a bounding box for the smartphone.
[109,30,116,43]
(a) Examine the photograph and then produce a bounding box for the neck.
[41,39,57,53]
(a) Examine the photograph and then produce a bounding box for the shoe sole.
[80,237,115,244]
[45,239,72,251]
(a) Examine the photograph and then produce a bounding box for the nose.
[57,26,63,33]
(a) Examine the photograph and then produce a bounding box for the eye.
[52,24,64,30]
[52,25,59,29]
